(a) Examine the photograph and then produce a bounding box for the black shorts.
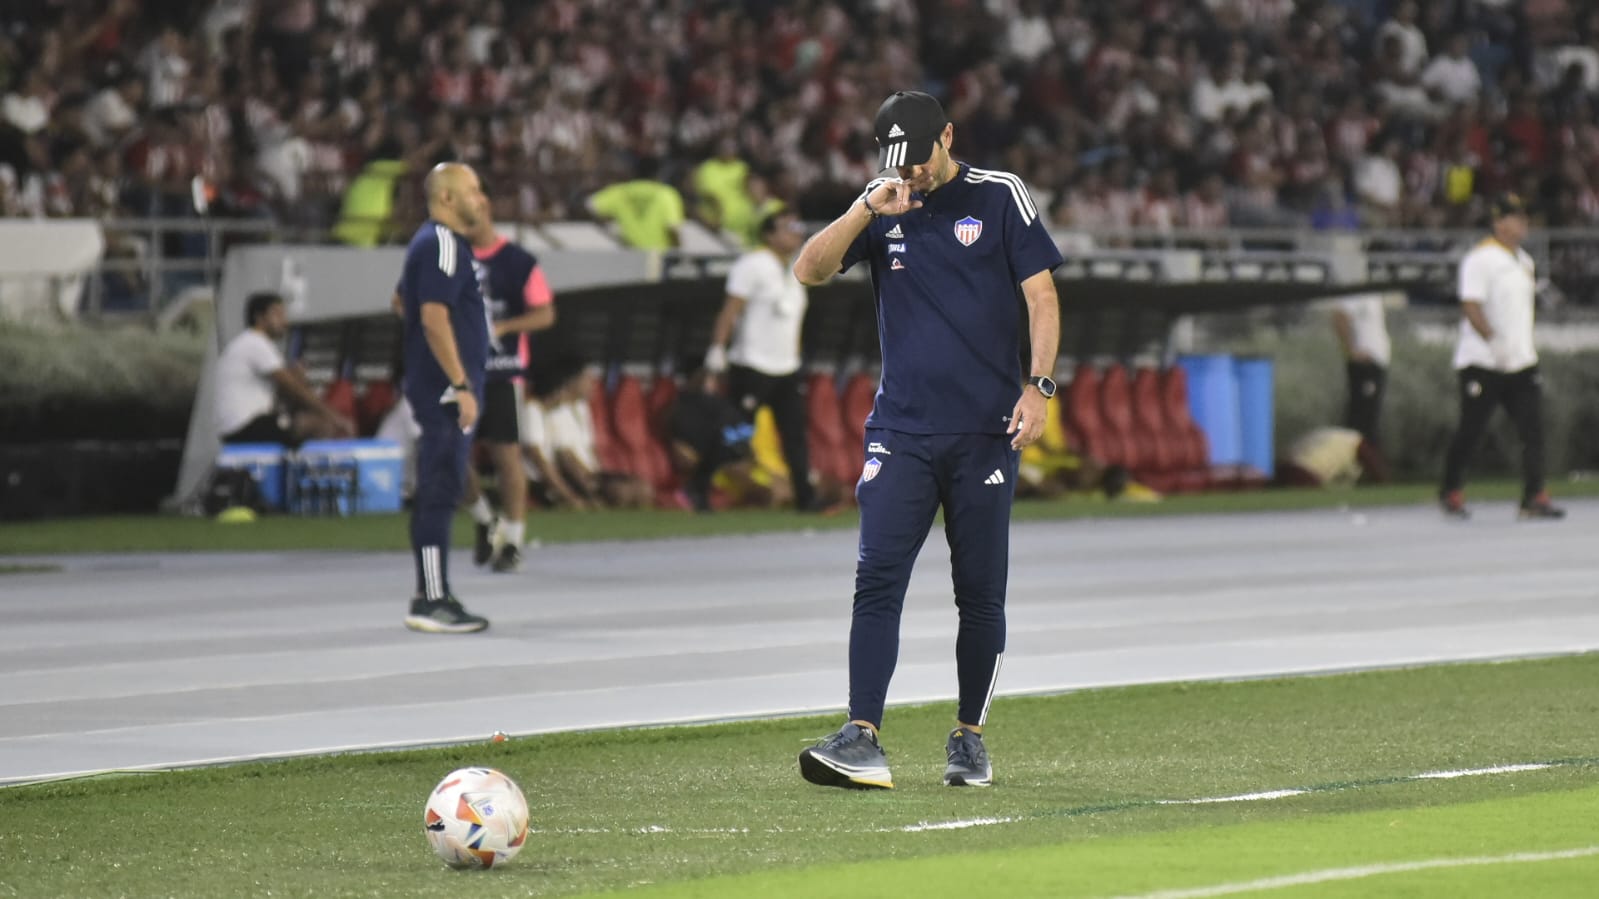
[476,379,522,445]
[222,412,296,447]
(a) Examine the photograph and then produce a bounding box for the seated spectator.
[1310,178,1363,231]
[1277,426,1389,488]
[667,367,787,512]
[5,0,1597,277]
[1378,1,1429,77]
[1356,136,1405,225]
[1016,399,1156,502]
[1421,33,1484,108]
[523,355,652,510]
[214,292,354,448]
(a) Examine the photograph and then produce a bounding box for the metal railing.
[41,218,1599,321]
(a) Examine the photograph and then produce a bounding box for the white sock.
[499,520,525,548]
[469,496,494,526]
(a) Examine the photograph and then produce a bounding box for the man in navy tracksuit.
[398,163,494,634]
[793,91,1063,788]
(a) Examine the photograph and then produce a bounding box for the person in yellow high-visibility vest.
[333,158,408,247]
[586,157,685,250]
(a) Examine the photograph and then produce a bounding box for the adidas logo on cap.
[887,123,905,138]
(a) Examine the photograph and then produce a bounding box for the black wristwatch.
[1027,375,1057,398]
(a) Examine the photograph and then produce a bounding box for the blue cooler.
[290,439,404,515]
[215,443,287,510]
[1175,354,1241,466]
[1234,356,1275,478]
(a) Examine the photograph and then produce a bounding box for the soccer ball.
[423,767,530,869]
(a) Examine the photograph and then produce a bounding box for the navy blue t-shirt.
[842,163,1063,434]
[473,239,540,381]
[398,220,491,408]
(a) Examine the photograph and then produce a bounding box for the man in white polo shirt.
[1439,193,1563,520]
[1331,292,1391,466]
[703,207,823,511]
[214,291,353,447]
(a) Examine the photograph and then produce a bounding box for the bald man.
[397,163,493,633]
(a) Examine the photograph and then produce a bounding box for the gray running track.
[3,502,1597,785]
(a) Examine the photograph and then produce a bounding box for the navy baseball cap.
[1489,192,1527,219]
[874,91,948,170]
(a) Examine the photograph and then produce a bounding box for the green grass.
[617,786,1599,898]
[3,478,1595,556]
[2,654,1596,898]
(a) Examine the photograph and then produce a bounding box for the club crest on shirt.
[954,216,983,246]
[862,457,883,482]
[890,257,906,271]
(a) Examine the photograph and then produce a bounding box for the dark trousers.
[849,429,1018,730]
[1344,361,1386,446]
[411,398,473,599]
[725,364,815,508]
[1441,366,1545,503]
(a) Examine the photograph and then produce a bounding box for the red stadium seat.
[646,375,678,428]
[610,375,670,490]
[805,372,853,487]
[1098,363,1148,473]
[323,376,357,424]
[840,371,876,448]
[1158,366,1214,492]
[1064,363,1124,469]
[356,379,397,437]
[1128,366,1185,492]
[644,377,682,499]
[586,376,629,473]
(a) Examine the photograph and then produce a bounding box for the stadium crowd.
[1,0,1598,235]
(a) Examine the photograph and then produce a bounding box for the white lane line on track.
[1104,846,1599,899]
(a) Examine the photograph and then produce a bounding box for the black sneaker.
[1519,493,1566,521]
[404,596,490,634]
[490,543,522,573]
[473,522,494,566]
[798,723,893,789]
[1439,489,1470,520]
[944,727,992,787]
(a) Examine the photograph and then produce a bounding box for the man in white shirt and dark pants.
[1440,193,1564,520]
[704,207,821,511]
[214,291,353,446]
[1331,294,1391,446]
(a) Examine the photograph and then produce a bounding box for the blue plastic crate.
[289,439,404,515]
[215,443,287,511]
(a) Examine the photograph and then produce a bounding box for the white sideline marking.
[1414,763,1551,779]
[896,761,1565,834]
[1106,846,1599,899]
[901,816,1016,832]
[1160,789,1309,805]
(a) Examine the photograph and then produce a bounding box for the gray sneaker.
[798,723,893,789]
[944,727,992,787]
[404,596,490,634]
